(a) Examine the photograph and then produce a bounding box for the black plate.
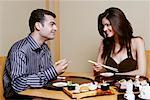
[44,76,94,90]
[52,76,94,84]
[95,75,149,93]
[95,75,148,84]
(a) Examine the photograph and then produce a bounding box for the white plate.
[52,82,67,87]
[138,94,150,100]
[100,72,114,77]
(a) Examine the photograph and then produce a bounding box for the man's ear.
[35,22,42,31]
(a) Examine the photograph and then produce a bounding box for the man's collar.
[27,35,41,51]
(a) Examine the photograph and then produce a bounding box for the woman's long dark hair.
[98,7,134,60]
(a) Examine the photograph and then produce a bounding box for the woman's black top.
[105,44,137,72]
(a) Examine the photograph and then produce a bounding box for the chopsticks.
[88,60,118,72]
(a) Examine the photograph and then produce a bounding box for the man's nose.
[53,25,57,31]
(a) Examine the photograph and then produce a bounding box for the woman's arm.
[93,39,106,75]
[136,38,146,75]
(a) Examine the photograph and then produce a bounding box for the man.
[3,9,69,99]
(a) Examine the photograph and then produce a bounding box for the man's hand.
[54,58,70,75]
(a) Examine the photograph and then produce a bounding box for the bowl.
[52,82,67,87]
[100,72,114,77]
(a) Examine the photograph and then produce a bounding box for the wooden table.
[19,72,119,100]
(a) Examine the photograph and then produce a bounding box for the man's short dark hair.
[29,9,56,32]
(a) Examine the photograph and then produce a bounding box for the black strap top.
[105,43,137,72]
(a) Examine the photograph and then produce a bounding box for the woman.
[93,7,146,76]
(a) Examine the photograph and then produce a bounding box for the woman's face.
[102,17,115,37]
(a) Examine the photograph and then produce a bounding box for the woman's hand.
[92,63,103,72]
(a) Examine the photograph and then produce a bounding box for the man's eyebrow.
[50,21,56,24]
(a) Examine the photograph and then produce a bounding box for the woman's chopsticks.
[88,60,118,72]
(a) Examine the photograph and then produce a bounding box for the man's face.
[39,15,57,40]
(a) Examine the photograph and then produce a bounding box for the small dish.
[138,94,150,100]
[52,82,67,87]
[100,72,114,77]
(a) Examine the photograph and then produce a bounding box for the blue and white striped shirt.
[3,35,58,97]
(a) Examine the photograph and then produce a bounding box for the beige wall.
[59,0,150,72]
[0,0,150,73]
[0,0,45,56]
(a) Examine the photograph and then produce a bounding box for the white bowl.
[52,82,67,87]
[138,94,150,100]
[100,72,114,77]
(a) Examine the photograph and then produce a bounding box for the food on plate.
[79,86,90,92]
[116,79,127,90]
[67,81,72,86]
[72,82,98,93]
[140,80,148,86]
[68,83,79,90]
[119,79,126,83]
[96,89,114,95]
[134,79,140,87]
[101,83,110,91]
[52,82,67,87]
[72,89,80,94]
[70,82,115,96]
[120,79,133,90]
[88,84,97,91]
[68,85,76,90]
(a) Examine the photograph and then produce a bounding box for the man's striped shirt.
[3,35,58,97]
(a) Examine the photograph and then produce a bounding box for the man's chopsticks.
[88,60,118,72]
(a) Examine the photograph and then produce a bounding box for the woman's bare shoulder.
[131,37,145,49]
[99,39,103,43]
[132,37,144,44]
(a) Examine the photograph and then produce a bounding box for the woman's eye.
[103,24,111,27]
[106,24,111,26]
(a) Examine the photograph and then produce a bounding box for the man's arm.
[10,51,58,93]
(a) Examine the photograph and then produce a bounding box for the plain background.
[0,0,150,73]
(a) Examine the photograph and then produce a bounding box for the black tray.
[44,76,94,90]
[55,76,94,84]
[95,75,148,84]
[95,75,149,93]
